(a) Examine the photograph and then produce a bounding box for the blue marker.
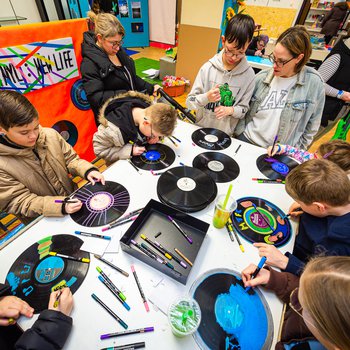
[74,231,111,240]
[98,276,130,311]
[245,256,267,292]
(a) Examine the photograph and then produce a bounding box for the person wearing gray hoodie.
[186,14,256,136]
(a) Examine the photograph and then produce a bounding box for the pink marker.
[131,265,149,312]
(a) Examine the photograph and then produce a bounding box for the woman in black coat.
[81,11,160,124]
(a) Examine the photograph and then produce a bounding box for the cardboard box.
[159,56,176,79]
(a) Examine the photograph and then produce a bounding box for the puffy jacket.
[0,127,95,219]
[80,31,154,121]
[321,3,348,37]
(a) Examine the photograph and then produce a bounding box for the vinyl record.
[131,144,176,171]
[52,120,78,147]
[231,197,292,247]
[70,79,90,111]
[192,152,240,183]
[256,154,299,180]
[70,181,130,227]
[157,166,217,212]
[190,269,273,350]
[5,234,89,313]
[192,128,232,150]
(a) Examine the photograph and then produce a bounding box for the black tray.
[120,199,209,284]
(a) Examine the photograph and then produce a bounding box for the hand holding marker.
[245,256,267,292]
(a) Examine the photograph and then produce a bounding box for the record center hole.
[204,135,219,143]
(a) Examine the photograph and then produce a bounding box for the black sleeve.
[15,310,72,350]
[0,283,11,297]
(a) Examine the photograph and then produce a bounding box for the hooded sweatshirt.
[80,31,154,121]
[186,50,255,135]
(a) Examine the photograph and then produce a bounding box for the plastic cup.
[168,297,201,337]
[212,194,237,229]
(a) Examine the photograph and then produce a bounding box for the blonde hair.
[285,159,350,206]
[146,104,177,136]
[318,139,350,172]
[88,11,125,39]
[276,25,312,73]
[301,256,350,350]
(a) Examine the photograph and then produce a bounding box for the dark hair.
[0,90,38,130]
[224,14,255,49]
[257,34,269,45]
[276,25,311,73]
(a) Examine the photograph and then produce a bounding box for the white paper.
[142,68,159,78]
[80,235,111,256]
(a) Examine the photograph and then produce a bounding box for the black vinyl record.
[192,152,240,183]
[256,154,299,180]
[52,120,78,147]
[190,269,273,350]
[70,181,130,227]
[192,128,232,150]
[5,234,89,313]
[131,143,176,171]
[157,166,217,212]
[231,197,292,247]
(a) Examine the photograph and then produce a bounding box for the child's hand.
[87,170,105,186]
[241,264,270,288]
[267,144,281,156]
[288,202,303,218]
[0,296,34,326]
[253,243,289,270]
[255,50,263,57]
[48,288,73,317]
[214,106,233,120]
[65,200,83,214]
[206,85,221,103]
[153,84,162,96]
[132,145,146,156]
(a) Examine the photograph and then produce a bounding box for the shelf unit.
[304,1,332,35]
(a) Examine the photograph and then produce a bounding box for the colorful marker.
[53,290,62,308]
[94,254,129,277]
[140,243,174,269]
[130,240,164,264]
[252,178,285,184]
[74,231,111,240]
[245,256,267,292]
[91,293,128,329]
[100,342,145,350]
[225,222,235,242]
[96,266,126,301]
[232,144,241,157]
[49,252,90,263]
[174,248,193,267]
[140,234,172,259]
[154,240,187,268]
[228,218,245,253]
[167,136,178,147]
[167,215,193,244]
[100,327,154,340]
[54,198,79,204]
[251,203,276,234]
[127,159,141,174]
[170,135,181,143]
[284,207,303,218]
[131,265,149,312]
[102,216,138,232]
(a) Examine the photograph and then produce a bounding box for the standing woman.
[81,11,160,124]
[236,26,325,150]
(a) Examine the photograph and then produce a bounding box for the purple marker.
[154,241,187,268]
[100,327,154,340]
[167,215,193,244]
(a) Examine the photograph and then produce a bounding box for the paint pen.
[100,327,154,340]
[232,144,241,157]
[245,256,267,292]
[140,243,174,269]
[167,215,193,244]
[102,215,138,232]
[271,134,278,155]
[284,207,303,218]
[154,240,187,268]
[49,252,90,263]
[140,234,172,259]
[127,159,141,174]
[100,342,145,350]
[174,248,193,267]
[225,222,235,242]
[91,293,128,329]
[54,198,79,204]
[167,136,178,147]
[96,266,126,301]
[228,218,245,253]
[94,254,129,277]
[131,265,149,312]
[252,178,285,184]
[53,290,62,308]
[171,135,181,143]
[251,203,276,234]
[74,231,111,240]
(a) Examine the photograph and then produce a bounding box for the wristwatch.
[337,90,344,99]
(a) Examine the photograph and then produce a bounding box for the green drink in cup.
[168,298,201,337]
[213,194,237,229]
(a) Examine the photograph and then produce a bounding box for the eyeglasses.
[289,288,315,328]
[105,39,124,48]
[223,47,245,59]
[268,53,295,68]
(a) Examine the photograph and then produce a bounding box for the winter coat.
[321,3,348,37]
[80,31,154,121]
[93,91,151,165]
[186,49,255,135]
[0,127,95,219]
[0,283,72,350]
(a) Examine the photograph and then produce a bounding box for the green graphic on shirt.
[219,83,235,106]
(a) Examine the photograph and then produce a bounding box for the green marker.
[96,266,126,301]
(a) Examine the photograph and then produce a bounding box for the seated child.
[254,159,350,276]
[93,91,177,165]
[186,14,255,136]
[267,139,350,173]
[0,91,105,221]
[0,284,73,350]
[242,256,350,350]
[246,34,269,57]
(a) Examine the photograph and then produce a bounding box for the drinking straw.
[222,184,233,210]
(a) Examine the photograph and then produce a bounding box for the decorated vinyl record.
[71,79,90,111]
[5,234,89,313]
[231,197,292,247]
[70,181,130,227]
[190,269,273,350]
[157,166,217,212]
[192,152,240,183]
[256,154,299,180]
[131,143,176,171]
[192,128,232,150]
[52,120,78,147]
